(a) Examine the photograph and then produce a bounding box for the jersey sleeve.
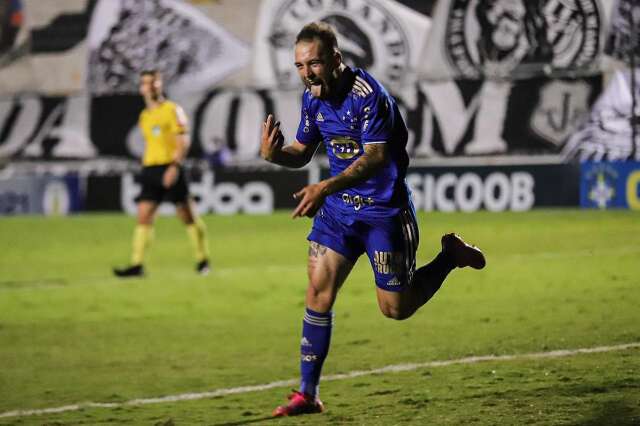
[169,103,188,135]
[295,92,322,145]
[360,90,393,145]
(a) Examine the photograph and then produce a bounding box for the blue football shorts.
[307,204,419,292]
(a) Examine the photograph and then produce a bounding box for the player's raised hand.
[260,114,284,162]
[292,183,326,219]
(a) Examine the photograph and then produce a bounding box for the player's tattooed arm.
[260,114,318,168]
[291,143,388,218]
[321,143,388,194]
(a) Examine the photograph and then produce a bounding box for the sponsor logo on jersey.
[330,137,360,160]
[316,112,324,122]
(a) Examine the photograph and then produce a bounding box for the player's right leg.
[274,209,358,417]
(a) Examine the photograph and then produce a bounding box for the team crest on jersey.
[445,0,601,77]
[152,125,161,136]
[330,137,360,160]
[266,0,410,87]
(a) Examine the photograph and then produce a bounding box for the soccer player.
[260,22,486,417]
[113,70,210,277]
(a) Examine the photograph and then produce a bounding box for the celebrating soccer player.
[260,22,486,417]
[113,70,210,278]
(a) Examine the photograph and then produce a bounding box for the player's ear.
[333,50,342,67]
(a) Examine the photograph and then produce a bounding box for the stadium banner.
[0,0,95,95]
[0,174,82,215]
[563,68,640,162]
[319,163,580,212]
[604,0,640,62]
[252,0,432,89]
[84,168,308,214]
[7,162,580,214]
[419,0,615,81]
[1,74,603,162]
[87,0,250,95]
[580,161,640,209]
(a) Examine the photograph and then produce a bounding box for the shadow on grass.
[213,415,278,426]
[573,399,640,426]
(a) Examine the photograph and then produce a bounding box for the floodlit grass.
[0,210,639,425]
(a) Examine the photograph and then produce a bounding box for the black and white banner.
[604,0,640,62]
[87,0,250,95]
[253,0,431,89]
[563,68,640,161]
[0,73,602,162]
[419,0,612,80]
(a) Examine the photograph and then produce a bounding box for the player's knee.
[306,282,335,311]
[379,304,412,321]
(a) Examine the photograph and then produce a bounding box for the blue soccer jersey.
[296,67,410,218]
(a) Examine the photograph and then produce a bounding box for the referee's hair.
[295,21,339,53]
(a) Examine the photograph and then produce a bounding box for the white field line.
[1,342,638,419]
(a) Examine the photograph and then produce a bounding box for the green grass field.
[0,210,639,425]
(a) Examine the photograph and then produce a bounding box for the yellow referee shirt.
[139,100,188,166]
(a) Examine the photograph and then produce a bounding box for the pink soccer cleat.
[272,390,324,417]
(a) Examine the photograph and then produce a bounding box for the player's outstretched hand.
[292,183,326,219]
[260,114,284,162]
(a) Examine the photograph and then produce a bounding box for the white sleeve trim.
[363,140,387,144]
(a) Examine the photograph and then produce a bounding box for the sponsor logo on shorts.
[386,276,402,287]
[374,251,403,275]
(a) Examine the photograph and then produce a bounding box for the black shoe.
[196,259,211,276]
[113,264,144,278]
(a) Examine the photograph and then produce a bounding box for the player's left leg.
[368,207,485,320]
[175,199,210,275]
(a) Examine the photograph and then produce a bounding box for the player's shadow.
[213,415,277,426]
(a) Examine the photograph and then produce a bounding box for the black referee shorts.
[135,164,189,204]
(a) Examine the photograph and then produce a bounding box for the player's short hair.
[139,69,161,78]
[295,22,339,54]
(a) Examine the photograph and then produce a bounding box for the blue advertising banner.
[580,161,640,209]
[0,174,82,215]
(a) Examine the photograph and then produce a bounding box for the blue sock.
[300,307,333,397]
